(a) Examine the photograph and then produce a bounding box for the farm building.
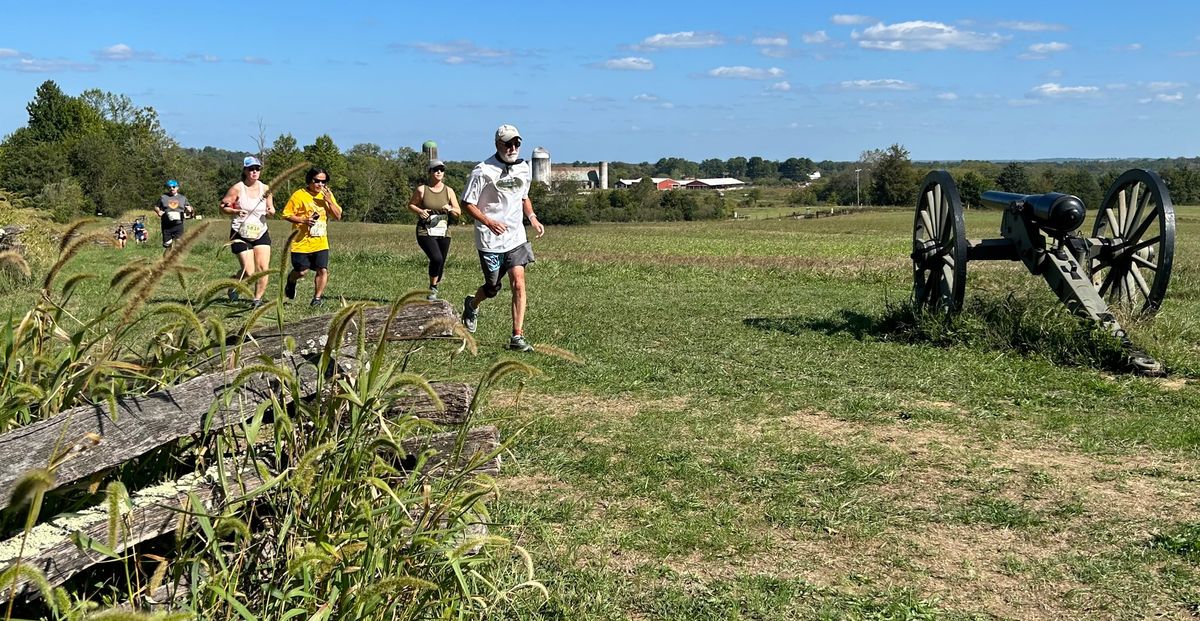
[683,177,747,190]
[615,177,681,190]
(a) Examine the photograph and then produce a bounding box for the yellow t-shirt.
[283,188,336,253]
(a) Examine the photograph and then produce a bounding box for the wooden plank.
[0,356,315,514]
[400,425,501,476]
[0,425,501,602]
[0,303,461,514]
[239,301,459,359]
[389,382,475,426]
[0,465,264,602]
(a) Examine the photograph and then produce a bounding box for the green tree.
[996,162,1032,193]
[870,144,916,206]
[746,156,777,181]
[779,157,815,182]
[956,170,992,209]
[725,156,748,179]
[264,133,306,198]
[303,134,348,192]
[699,158,725,177]
[35,178,90,223]
[1057,167,1101,211]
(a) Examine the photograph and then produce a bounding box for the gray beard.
[497,150,519,164]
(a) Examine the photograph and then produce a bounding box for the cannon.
[910,169,1175,375]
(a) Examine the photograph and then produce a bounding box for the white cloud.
[97,43,135,60]
[707,66,785,80]
[1117,43,1142,51]
[840,78,917,90]
[633,93,660,102]
[832,14,873,25]
[1030,82,1100,97]
[853,21,1008,52]
[767,81,791,92]
[634,31,724,50]
[802,31,830,44]
[7,58,99,73]
[998,20,1066,32]
[595,57,654,71]
[0,48,20,58]
[1139,92,1184,104]
[1148,81,1187,91]
[752,36,788,47]
[936,92,959,100]
[1029,42,1069,53]
[569,94,616,104]
[242,56,271,65]
[401,40,511,63]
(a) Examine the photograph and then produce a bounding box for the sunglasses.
[431,167,446,173]
[246,166,262,172]
[502,138,522,148]
[312,178,329,184]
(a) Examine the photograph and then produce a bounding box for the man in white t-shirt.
[460,124,545,351]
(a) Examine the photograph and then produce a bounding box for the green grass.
[7,206,1200,619]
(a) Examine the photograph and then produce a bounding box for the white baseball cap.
[495,124,521,142]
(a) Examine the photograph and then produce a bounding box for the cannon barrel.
[980,190,1086,233]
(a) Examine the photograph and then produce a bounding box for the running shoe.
[285,278,296,300]
[251,299,264,309]
[227,288,238,301]
[427,285,439,301]
[310,297,323,307]
[507,334,534,352]
[462,295,477,333]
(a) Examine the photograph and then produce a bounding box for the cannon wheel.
[912,171,967,312]
[1090,169,1176,315]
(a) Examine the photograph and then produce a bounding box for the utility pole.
[855,168,862,207]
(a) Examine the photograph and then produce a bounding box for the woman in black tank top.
[406,160,462,301]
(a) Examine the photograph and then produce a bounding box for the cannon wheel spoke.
[912,171,967,313]
[1091,169,1176,314]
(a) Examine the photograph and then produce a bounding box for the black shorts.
[291,249,330,272]
[478,242,535,290]
[230,229,272,254]
[162,225,184,247]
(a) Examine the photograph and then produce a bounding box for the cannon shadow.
[743,310,889,341]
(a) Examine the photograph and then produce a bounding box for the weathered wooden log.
[238,301,459,359]
[0,465,264,602]
[389,382,475,426]
[400,425,501,476]
[0,425,500,602]
[0,356,315,514]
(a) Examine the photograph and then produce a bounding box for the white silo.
[600,161,609,190]
[532,147,551,187]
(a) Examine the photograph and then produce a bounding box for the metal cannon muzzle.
[981,191,1086,233]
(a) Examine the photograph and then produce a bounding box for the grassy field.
[10,206,1200,619]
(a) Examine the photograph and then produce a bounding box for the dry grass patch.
[543,250,907,276]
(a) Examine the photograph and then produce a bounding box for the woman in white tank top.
[219,156,276,307]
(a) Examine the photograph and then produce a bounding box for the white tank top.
[231,182,270,229]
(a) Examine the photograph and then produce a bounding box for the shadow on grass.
[746,294,1144,375]
[744,310,884,340]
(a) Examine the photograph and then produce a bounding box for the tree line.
[2,82,1198,227]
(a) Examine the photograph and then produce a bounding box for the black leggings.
[416,235,451,279]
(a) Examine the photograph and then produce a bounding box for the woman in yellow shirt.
[282,167,342,306]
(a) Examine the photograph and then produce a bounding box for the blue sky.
[1,1,1198,164]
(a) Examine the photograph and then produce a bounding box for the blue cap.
[166,179,179,188]
[243,156,262,168]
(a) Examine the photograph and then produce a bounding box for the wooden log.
[238,301,459,359]
[0,355,316,514]
[400,425,501,476]
[388,382,475,426]
[0,465,264,602]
